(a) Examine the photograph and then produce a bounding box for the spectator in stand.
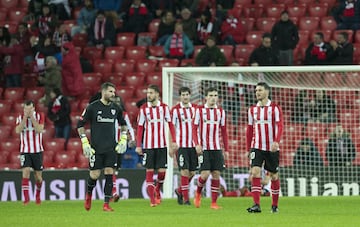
[71,0,98,37]
[220,9,245,46]
[61,42,85,98]
[156,11,176,46]
[28,0,49,19]
[148,0,175,19]
[329,32,354,65]
[271,11,299,66]
[16,23,33,65]
[292,90,311,123]
[293,138,324,167]
[49,0,71,20]
[87,10,116,48]
[326,125,356,166]
[216,0,235,10]
[332,0,360,30]
[180,8,197,44]
[30,35,58,77]
[174,0,200,16]
[33,4,58,41]
[0,36,25,87]
[164,22,194,60]
[249,33,280,66]
[93,0,123,28]
[195,35,226,66]
[47,87,71,150]
[122,0,152,35]
[304,32,333,65]
[197,10,214,45]
[52,23,72,53]
[310,90,337,123]
[0,26,11,47]
[38,56,62,105]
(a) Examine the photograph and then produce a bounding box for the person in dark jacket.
[304,32,334,65]
[87,10,116,47]
[47,87,71,150]
[329,32,354,65]
[332,0,360,30]
[195,35,226,66]
[271,11,299,66]
[249,33,279,66]
[310,90,337,123]
[156,10,176,46]
[122,0,152,34]
[293,138,324,167]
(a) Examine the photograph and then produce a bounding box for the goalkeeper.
[77,82,127,212]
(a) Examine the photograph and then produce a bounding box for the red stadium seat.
[256,17,277,33]
[25,87,45,101]
[307,3,329,18]
[123,72,146,87]
[193,45,205,59]
[78,99,90,112]
[243,5,264,18]
[0,125,11,140]
[93,59,113,74]
[233,0,252,6]
[266,4,286,18]
[104,46,125,61]
[218,45,234,63]
[76,153,90,169]
[299,17,320,31]
[105,72,124,85]
[145,71,162,88]
[43,150,55,168]
[298,30,310,45]
[148,45,166,57]
[35,102,47,115]
[158,59,179,71]
[355,30,360,43]
[0,151,9,164]
[333,30,354,43]
[323,73,343,87]
[125,46,147,60]
[67,138,82,152]
[1,139,20,152]
[0,10,6,21]
[113,59,135,74]
[230,5,242,18]
[286,4,307,18]
[42,127,55,141]
[72,33,88,48]
[44,138,66,151]
[116,86,135,100]
[83,73,102,91]
[0,100,13,116]
[320,16,337,31]
[8,8,26,22]
[1,113,19,128]
[18,0,29,8]
[148,19,161,33]
[135,59,157,73]
[124,99,140,117]
[54,152,73,169]
[62,20,76,33]
[297,0,314,4]
[0,21,18,34]
[4,87,25,102]
[13,101,24,113]
[7,152,21,168]
[254,0,272,6]
[83,46,103,61]
[245,31,264,46]
[137,32,157,45]
[180,59,195,66]
[70,112,81,130]
[116,32,136,46]
[0,0,19,9]
[134,86,148,99]
[318,0,337,5]
[235,44,256,62]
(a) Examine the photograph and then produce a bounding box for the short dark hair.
[101,82,115,91]
[49,87,62,97]
[256,82,270,91]
[315,32,324,40]
[179,86,191,95]
[205,87,218,96]
[262,32,271,39]
[24,100,35,106]
[148,84,160,94]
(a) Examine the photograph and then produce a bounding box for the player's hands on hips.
[135,147,143,155]
[81,137,95,158]
[115,133,127,154]
[195,145,203,155]
[271,142,279,152]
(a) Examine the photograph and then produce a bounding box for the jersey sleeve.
[247,107,253,125]
[38,112,45,125]
[77,104,92,128]
[124,112,135,140]
[171,106,178,127]
[137,107,145,126]
[193,107,200,126]
[116,105,126,126]
[165,105,171,122]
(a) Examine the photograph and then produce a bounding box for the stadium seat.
[125,46,147,60]
[310,30,332,42]
[62,20,76,33]
[1,139,20,152]
[0,125,11,140]
[18,0,28,8]
[44,138,66,151]
[0,0,19,9]
[137,32,157,45]
[297,30,310,45]
[135,59,158,73]
[148,45,166,57]
[113,59,135,74]
[0,100,13,116]
[0,10,6,22]
[320,16,337,31]
[72,33,88,48]
[7,152,21,168]
[239,18,255,33]
[233,0,252,7]
[4,87,25,102]
[231,5,242,18]
[123,72,146,87]
[243,5,264,18]
[218,45,234,63]
[42,127,55,141]
[78,99,90,112]
[266,4,286,18]
[76,153,90,169]
[318,0,337,5]
[116,86,135,100]
[54,152,73,169]
[235,44,256,62]
[333,30,354,43]
[83,73,102,91]
[105,72,124,85]
[299,17,320,31]
[134,86,148,99]
[298,0,314,4]
[67,138,82,152]
[104,46,125,61]
[0,151,9,165]
[124,99,140,117]
[323,73,344,87]
[35,102,47,115]
[180,59,195,66]
[83,46,103,61]
[13,101,24,113]
[158,59,180,71]
[256,17,277,33]
[0,21,18,34]
[307,3,329,17]
[354,30,360,43]
[148,19,161,33]
[286,4,307,18]
[254,0,272,5]
[43,150,55,168]
[25,87,45,101]
[70,113,81,129]
[145,71,162,87]
[8,8,26,22]
[193,45,205,59]
[245,31,264,46]
[93,59,113,74]
[1,113,19,128]
[116,32,136,46]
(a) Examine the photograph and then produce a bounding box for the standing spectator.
[329,32,354,65]
[61,42,85,98]
[39,56,62,105]
[195,35,226,66]
[87,10,116,48]
[304,32,333,65]
[180,8,197,44]
[249,33,280,66]
[326,125,356,166]
[164,22,194,60]
[271,11,299,66]
[71,0,98,36]
[310,90,337,123]
[77,82,128,212]
[0,36,25,87]
[293,138,324,167]
[16,23,33,64]
[15,100,45,205]
[332,0,360,30]
[28,0,48,19]
[192,87,229,210]
[220,9,245,46]
[30,35,58,77]
[0,26,10,47]
[93,0,123,27]
[246,82,283,213]
[172,87,198,206]
[135,84,177,207]
[148,0,175,19]
[197,11,213,44]
[292,90,311,123]
[47,87,71,150]
[49,0,71,20]
[52,23,72,52]
[156,11,176,46]
[122,0,152,34]
[33,4,57,40]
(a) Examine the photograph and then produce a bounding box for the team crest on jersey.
[111,109,116,115]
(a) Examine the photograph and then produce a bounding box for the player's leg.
[175,148,190,205]
[247,149,263,213]
[102,151,117,211]
[143,149,157,206]
[33,152,44,205]
[194,150,210,208]
[210,150,225,210]
[265,151,280,213]
[111,153,122,202]
[20,154,31,205]
[85,154,101,211]
[155,148,168,205]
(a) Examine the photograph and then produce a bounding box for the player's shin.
[181,176,189,202]
[271,179,280,207]
[251,177,262,205]
[146,170,156,205]
[211,179,220,204]
[104,174,113,203]
[22,178,29,204]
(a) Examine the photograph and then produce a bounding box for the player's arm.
[192,108,202,154]
[124,113,135,141]
[15,114,27,134]
[166,106,178,157]
[115,106,128,154]
[135,108,145,155]
[246,107,254,151]
[271,105,284,152]
[220,108,229,152]
[77,105,94,158]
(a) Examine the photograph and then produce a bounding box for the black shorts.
[20,153,43,171]
[142,148,167,169]
[199,150,225,172]
[250,148,279,173]
[177,148,198,171]
[89,151,117,170]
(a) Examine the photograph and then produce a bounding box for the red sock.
[196,176,206,194]
[251,177,261,205]
[181,176,189,202]
[112,174,117,195]
[156,171,166,193]
[271,179,280,207]
[22,178,29,202]
[36,181,42,197]
[146,170,155,204]
[211,179,220,203]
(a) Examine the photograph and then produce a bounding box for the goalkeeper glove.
[81,136,95,158]
[115,132,127,154]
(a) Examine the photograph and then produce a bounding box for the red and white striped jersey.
[171,102,196,148]
[115,111,135,142]
[138,101,172,149]
[193,104,227,150]
[247,100,283,151]
[16,112,45,154]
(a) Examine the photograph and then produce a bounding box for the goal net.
[162,66,360,198]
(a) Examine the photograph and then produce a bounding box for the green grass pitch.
[2,196,360,227]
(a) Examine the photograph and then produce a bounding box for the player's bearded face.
[147,89,158,103]
[104,87,115,102]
